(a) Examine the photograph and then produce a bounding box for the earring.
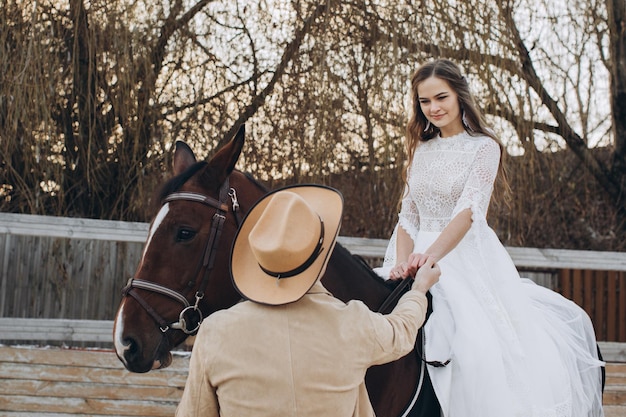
[462,110,472,131]
[424,120,431,132]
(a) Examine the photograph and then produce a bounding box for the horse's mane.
[241,171,269,193]
[159,161,208,200]
[149,161,209,213]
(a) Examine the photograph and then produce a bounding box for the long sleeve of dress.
[451,138,500,221]
[377,183,421,278]
[398,183,421,242]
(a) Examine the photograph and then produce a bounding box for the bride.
[376,58,605,417]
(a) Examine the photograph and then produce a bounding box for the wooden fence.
[1,213,625,355]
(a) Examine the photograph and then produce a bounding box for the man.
[176,184,440,417]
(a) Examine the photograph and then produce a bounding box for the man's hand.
[411,256,440,294]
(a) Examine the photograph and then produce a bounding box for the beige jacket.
[176,281,428,417]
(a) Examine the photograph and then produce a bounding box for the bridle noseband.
[121,178,242,335]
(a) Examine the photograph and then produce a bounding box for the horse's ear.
[173,141,197,175]
[208,125,245,183]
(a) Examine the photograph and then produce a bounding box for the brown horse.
[113,126,440,417]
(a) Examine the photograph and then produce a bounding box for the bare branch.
[217,2,333,149]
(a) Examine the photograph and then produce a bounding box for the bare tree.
[0,0,331,220]
[1,0,624,250]
[497,0,625,215]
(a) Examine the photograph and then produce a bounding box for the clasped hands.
[389,253,435,280]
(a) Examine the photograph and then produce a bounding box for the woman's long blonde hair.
[402,59,510,207]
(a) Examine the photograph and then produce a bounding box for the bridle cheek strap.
[203,211,226,270]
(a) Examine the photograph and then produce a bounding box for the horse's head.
[113,126,267,373]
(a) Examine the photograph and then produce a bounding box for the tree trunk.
[607,0,626,207]
[67,0,97,216]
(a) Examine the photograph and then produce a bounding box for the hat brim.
[230,185,343,305]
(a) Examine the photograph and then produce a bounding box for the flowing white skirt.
[380,223,605,417]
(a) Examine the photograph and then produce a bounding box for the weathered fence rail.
[1,213,625,359]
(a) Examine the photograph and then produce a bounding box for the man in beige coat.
[176,184,440,417]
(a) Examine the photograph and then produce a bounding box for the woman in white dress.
[377,59,605,417]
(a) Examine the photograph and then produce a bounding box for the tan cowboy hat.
[230,185,343,305]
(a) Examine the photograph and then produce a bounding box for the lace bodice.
[399,132,500,235]
[380,132,500,270]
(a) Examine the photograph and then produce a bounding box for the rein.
[377,276,450,369]
[121,178,242,335]
[376,276,414,315]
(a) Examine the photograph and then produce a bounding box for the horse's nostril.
[125,338,136,350]
[123,337,139,360]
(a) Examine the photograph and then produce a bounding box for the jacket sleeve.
[366,289,428,365]
[176,326,219,417]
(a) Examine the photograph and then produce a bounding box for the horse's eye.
[176,228,196,242]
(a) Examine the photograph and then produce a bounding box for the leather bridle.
[121,178,242,335]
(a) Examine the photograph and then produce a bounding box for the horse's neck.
[321,244,392,311]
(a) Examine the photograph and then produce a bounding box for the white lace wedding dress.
[376,132,604,417]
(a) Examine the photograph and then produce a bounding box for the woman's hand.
[389,262,410,280]
[407,252,432,269]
